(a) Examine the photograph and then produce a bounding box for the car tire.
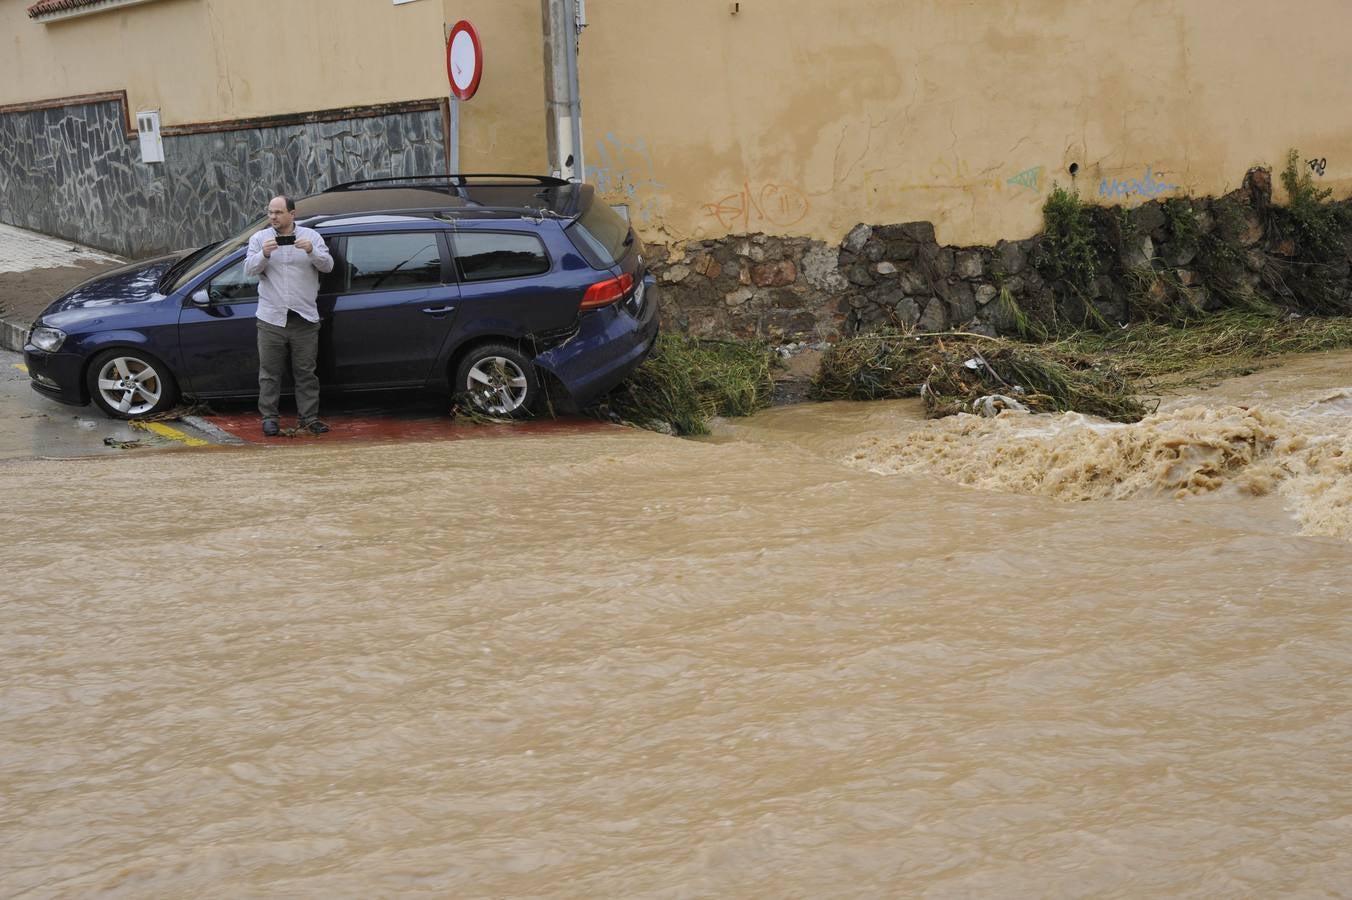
[454,344,540,417]
[85,348,179,419]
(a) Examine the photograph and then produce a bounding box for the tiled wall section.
[0,98,446,258]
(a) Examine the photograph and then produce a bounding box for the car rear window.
[452,232,550,282]
[567,202,631,268]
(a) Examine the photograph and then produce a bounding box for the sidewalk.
[0,222,124,353]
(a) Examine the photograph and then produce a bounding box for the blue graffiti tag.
[1099,167,1177,200]
[584,133,666,224]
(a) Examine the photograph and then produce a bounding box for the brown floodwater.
[2,353,1350,897]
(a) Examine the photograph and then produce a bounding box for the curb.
[0,314,28,354]
[181,415,248,445]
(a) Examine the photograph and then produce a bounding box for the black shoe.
[262,418,280,437]
[302,419,330,434]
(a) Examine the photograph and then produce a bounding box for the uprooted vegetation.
[598,332,775,435]
[1056,310,1352,387]
[813,312,1352,422]
[813,329,1147,422]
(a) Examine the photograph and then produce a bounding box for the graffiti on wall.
[586,133,665,225]
[1005,166,1043,192]
[702,181,811,231]
[1098,167,1178,200]
[861,159,1046,210]
[1307,157,1328,176]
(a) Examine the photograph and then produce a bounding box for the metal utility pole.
[542,0,586,182]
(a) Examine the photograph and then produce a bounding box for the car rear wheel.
[455,344,539,417]
[86,349,178,419]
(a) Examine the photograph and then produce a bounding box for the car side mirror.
[191,289,211,306]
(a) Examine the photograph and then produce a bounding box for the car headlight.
[30,326,67,352]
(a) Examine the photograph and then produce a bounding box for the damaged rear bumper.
[535,277,659,407]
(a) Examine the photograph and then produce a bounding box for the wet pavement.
[0,348,182,460]
[2,348,610,462]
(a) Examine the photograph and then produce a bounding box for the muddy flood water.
[2,353,1350,897]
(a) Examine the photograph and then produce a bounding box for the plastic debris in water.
[971,394,1030,417]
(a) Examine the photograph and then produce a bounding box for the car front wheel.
[86,349,179,419]
[454,344,539,417]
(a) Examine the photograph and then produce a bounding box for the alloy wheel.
[465,355,530,414]
[95,356,164,417]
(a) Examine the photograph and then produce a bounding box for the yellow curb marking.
[137,421,209,447]
[13,363,28,373]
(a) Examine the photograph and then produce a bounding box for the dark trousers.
[257,312,321,422]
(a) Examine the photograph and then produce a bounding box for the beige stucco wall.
[0,0,446,120]
[4,0,1351,247]
[576,0,1352,247]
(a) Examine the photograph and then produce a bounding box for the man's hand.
[295,238,313,254]
[262,238,279,258]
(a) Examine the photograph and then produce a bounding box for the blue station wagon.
[24,175,659,419]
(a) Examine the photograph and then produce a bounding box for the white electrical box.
[136,110,164,164]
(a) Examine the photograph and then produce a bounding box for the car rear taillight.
[579,272,634,310]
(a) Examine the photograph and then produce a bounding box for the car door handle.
[421,305,456,316]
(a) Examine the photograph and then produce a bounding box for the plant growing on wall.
[1272,148,1352,313]
[1162,198,1199,257]
[1034,185,1100,310]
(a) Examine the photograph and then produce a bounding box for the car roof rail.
[324,174,571,192]
[305,207,571,228]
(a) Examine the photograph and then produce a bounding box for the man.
[244,194,334,436]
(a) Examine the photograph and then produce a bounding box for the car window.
[345,232,443,293]
[453,232,550,282]
[567,202,631,267]
[167,214,268,293]
[206,259,259,302]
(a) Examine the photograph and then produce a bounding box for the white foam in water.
[849,402,1352,540]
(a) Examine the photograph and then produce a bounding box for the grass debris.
[129,401,215,424]
[1055,310,1352,387]
[602,333,775,435]
[814,312,1352,422]
[814,329,1146,422]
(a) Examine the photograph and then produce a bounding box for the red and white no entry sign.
[446,20,483,101]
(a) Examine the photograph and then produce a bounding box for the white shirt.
[244,225,334,328]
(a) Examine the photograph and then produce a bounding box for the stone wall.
[655,235,848,343]
[654,168,1352,343]
[0,95,446,258]
[651,224,1067,344]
